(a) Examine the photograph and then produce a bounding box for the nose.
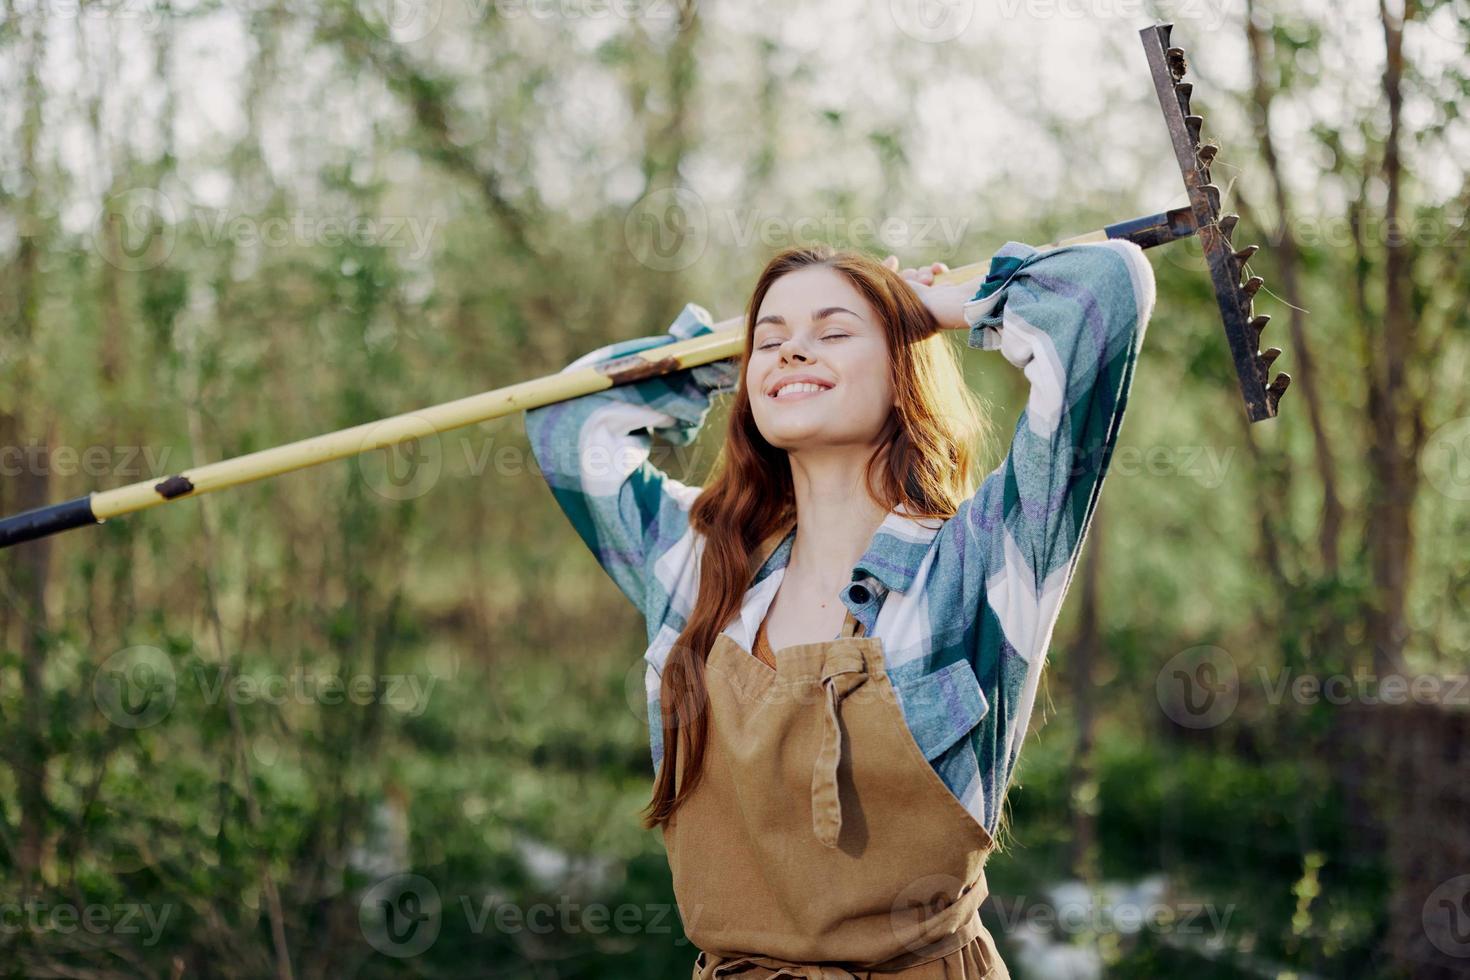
[779,337,812,363]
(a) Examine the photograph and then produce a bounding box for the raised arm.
[958,238,1154,584]
[523,303,741,631]
[926,238,1156,832]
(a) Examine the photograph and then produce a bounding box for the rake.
[0,23,1289,551]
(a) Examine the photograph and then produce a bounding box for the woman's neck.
[785,449,889,597]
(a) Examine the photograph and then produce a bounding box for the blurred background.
[1,0,1467,976]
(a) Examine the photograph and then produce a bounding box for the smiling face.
[746,265,895,452]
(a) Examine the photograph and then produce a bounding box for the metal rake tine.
[1266,373,1293,414]
[1167,46,1188,79]
[1184,113,1204,146]
[1202,183,1221,216]
[1218,213,1239,243]
[1142,22,1288,421]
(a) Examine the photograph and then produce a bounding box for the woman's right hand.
[883,254,947,286]
[882,254,978,333]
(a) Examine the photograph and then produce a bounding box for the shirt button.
[848,584,871,604]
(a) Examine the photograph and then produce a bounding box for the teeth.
[775,382,829,398]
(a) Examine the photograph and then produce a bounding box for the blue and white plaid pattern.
[525,239,1156,837]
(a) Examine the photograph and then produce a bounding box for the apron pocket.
[892,659,990,761]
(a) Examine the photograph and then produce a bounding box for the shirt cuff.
[961,241,1040,350]
[962,292,1007,351]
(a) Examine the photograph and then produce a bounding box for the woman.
[524,238,1156,977]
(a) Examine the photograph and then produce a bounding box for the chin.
[757,424,851,452]
[755,425,809,450]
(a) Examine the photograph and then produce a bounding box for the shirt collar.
[749,501,943,598]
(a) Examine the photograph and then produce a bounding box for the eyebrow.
[754,306,863,328]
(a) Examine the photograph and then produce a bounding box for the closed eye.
[756,332,851,351]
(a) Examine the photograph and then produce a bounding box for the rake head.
[1141,23,1291,423]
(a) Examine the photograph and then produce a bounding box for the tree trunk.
[1243,0,1343,578]
[8,2,53,892]
[1067,503,1104,881]
[1365,0,1422,677]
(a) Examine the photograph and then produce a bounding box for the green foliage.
[0,3,1464,977]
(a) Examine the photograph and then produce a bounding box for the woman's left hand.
[882,255,980,333]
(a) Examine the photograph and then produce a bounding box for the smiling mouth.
[770,382,834,400]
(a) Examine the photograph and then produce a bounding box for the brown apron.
[661,533,1010,978]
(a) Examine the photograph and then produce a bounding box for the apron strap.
[811,647,869,848]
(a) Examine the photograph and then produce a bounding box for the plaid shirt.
[525,239,1155,837]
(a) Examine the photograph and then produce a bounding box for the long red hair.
[640,244,994,829]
